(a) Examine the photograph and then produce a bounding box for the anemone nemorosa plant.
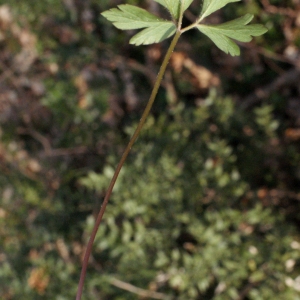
[76,1,267,298]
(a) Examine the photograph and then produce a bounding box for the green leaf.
[155,0,194,20]
[155,0,179,19]
[130,22,176,45]
[200,0,241,20]
[197,14,268,56]
[183,0,194,11]
[101,4,168,30]
[101,4,176,45]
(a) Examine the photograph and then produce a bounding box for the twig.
[240,68,300,109]
[261,0,297,17]
[240,43,300,68]
[38,146,88,157]
[17,127,52,153]
[109,278,170,300]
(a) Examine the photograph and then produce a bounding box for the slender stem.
[180,14,206,34]
[75,30,181,300]
[181,22,197,33]
[177,0,185,30]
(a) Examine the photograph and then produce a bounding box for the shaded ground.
[1,0,300,299]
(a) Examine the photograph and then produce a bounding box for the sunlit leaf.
[101,4,176,45]
[101,4,169,30]
[155,0,194,20]
[130,22,176,46]
[197,14,268,56]
[200,0,241,20]
[183,0,194,11]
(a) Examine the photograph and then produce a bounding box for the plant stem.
[181,22,197,33]
[177,0,185,30]
[75,29,181,300]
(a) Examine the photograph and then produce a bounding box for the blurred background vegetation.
[1,0,300,299]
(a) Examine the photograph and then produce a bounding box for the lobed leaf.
[182,0,195,11]
[200,0,241,20]
[101,4,176,45]
[155,0,194,20]
[130,22,176,46]
[101,4,168,30]
[197,14,268,56]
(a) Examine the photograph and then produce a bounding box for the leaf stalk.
[75,29,181,300]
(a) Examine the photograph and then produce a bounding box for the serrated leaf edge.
[197,14,268,56]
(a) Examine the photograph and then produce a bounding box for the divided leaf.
[154,0,179,20]
[155,0,194,20]
[197,14,268,56]
[101,4,176,45]
[200,0,241,20]
[102,2,268,55]
[182,0,195,11]
[130,23,176,46]
[101,4,168,30]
